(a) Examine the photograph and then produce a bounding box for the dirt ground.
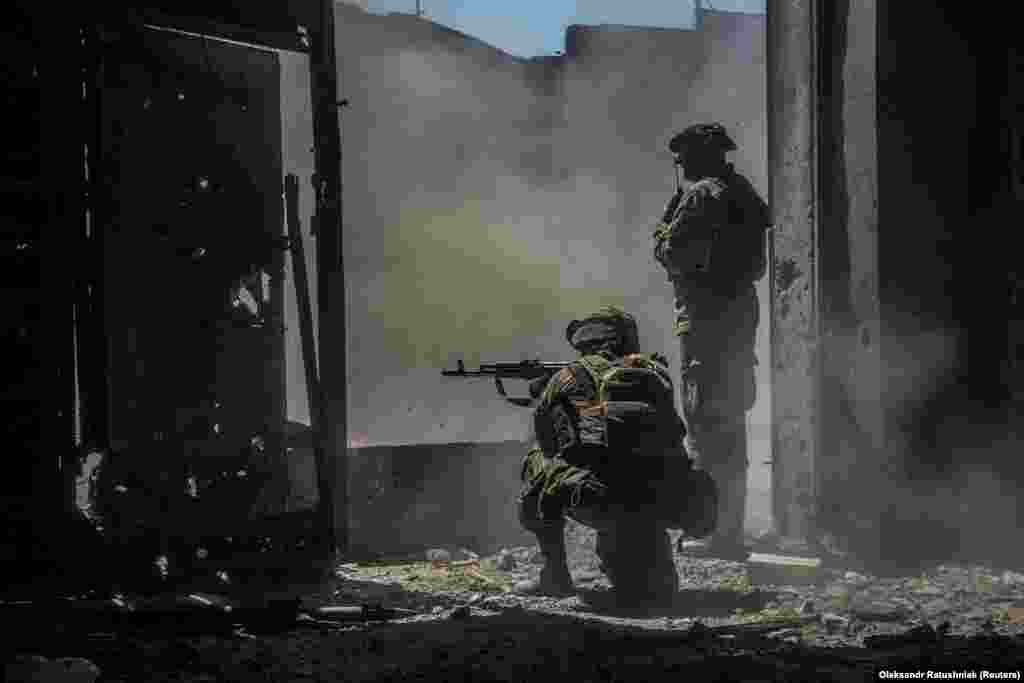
[7,521,1024,682]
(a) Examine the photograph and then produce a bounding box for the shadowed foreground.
[6,522,1024,681]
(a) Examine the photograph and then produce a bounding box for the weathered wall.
[765,0,817,546]
[766,1,1023,568]
[283,432,532,553]
[814,0,885,556]
[346,442,533,555]
[870,3,1023,568]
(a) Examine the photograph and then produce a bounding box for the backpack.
[571,353,684,453]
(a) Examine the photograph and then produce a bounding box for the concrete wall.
[813,0,885,556]
[804,1,1022,568]
[871,4,1024,568]
[327,6,771,548]
[281,430,532,554]
[346,442,534,555]
[765,0,817,546]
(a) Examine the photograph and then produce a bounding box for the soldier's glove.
[528,374,552,400]
[661,188,685,224]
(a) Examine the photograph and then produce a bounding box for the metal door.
[98,25,288,533]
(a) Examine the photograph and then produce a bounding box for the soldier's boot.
[513,525,575,597]
[680,473,750,562]
[603,527,678,606]
[595,530,618,587]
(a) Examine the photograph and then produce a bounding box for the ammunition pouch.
[533,400,580,457]
[679,359,703,422]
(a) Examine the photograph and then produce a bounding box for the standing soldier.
[653,123,771,561]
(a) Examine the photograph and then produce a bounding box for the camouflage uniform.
[516,307,712,601]
[653,124,770,554]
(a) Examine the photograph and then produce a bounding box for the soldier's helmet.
[565,306,640,356]
[668,122,737,155]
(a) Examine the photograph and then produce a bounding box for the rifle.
[441,359,571,407]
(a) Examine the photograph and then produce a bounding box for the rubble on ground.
[6,519,1024,681]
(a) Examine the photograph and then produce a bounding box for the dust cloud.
[334,6,769,448]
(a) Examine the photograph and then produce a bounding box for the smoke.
[361,171,634,370]
[339,11,769,446]
[816,314,1024,570]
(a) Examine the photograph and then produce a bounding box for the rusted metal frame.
[79,22,112,458]
[284,173,323,509]
[135,8,311,53]
[307,0,346,556]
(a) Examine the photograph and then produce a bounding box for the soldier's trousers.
[517,447,679,598]
[672,281,759,542]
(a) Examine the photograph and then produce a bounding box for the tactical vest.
[570,353,683,453]
[661,178,726,276]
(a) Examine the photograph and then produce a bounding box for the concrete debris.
[864,623,939,649]
[425,547,481,562]
[963,607,996,621]
[921,598,955,618]
[849,601,912,623]
[843,571,871,585]
[821,613,850,634]
[765,627,802,639]
[495,550,518,571]
[4,656,101,683]
[425,548,452,562]
[450,605,472,620]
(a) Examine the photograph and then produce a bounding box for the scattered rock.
[963,607,995,622]
[573,569,604,584]
[5,656,101,683]
[766,627,802,639]
[495,551,517,572]
[864,624,938,650]
[822,613,850,634]
[850,601,911,622]
[1003,570,1024,586]
[844,571,870,585]
[425,548,452,562]
[799,599,816,615]
[686,621,710,639]
[921,598,955,618]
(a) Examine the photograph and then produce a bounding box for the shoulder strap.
[576,354,614,385]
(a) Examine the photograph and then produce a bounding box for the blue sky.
[362,0,767,57]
